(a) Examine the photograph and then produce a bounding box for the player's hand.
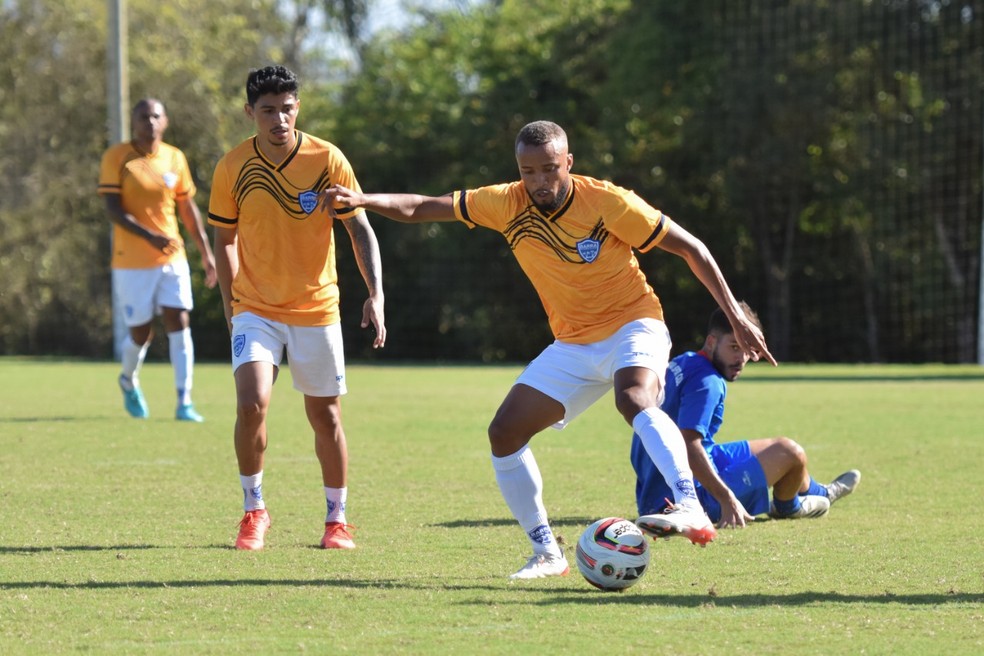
[362,294,386,349]
[149,233,179,255]
[734,316,777,366]
[716,493,754,529]
[320,184,362,219]
[201,253,218,289]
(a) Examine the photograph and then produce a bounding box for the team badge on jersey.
[576,238,601,263]
[299,190,319,214]
[162,171,178,189]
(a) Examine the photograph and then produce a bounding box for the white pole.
[107,0,128,359]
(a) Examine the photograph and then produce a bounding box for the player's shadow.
[0,544,162,554]
[432,516,599,529]
[1,577,979,609]
[511,590,984,607]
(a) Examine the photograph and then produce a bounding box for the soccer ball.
[575,517,651,591]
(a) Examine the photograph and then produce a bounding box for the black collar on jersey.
[544,182,575,222]
[251,130,303,172]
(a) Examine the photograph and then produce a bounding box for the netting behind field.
[331,0,983,364]
[704,0,984,362]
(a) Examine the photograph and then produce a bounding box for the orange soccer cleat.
[320,522,356,549]
[235,509,271,551]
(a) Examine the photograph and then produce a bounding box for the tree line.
[1,0,981,363]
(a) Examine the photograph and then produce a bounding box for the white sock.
[324,486,348,524]
[168,328,193,406]
[632,408,701,510]
[240,472,265,511]
[491,445,561,557]
[120,335,149,388]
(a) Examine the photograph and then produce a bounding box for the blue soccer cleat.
[118,375,149,419]
[175,404,204,422]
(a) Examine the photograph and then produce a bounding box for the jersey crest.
[162,171,178,189]
[576,238,601,263]
[299,190,319,214]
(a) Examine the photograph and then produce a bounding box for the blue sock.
[799,478,828,497]
[773,496,802,516]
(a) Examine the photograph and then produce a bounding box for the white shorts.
[231,311,347,397]
[112,260,194,327]
[515,318,671,429]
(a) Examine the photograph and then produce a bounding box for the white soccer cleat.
[825,469,861,504]
[636,504,717,546]
[770,494,830,519]
[508,553,570,580]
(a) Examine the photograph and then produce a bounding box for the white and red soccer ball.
[575,517,651,591]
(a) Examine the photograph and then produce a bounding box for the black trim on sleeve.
[457,190,475,226]
[208,213,238,225]
[638,214,667,251]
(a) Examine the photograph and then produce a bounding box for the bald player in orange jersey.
[98,98,217,422]
[326,120,775,580]
[209,66,385,552]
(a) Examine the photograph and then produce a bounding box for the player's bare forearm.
[683,435,751,528]
[342,212,387,348]
[212,226,238,332]
[659,225,776,365]
[323,184,456,223]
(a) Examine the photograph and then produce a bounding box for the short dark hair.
[246,65,299,106]
[132,98,165,115]
[708,301,762,336]
[515,120,567,151]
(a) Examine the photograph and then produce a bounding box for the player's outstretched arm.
[657,223,777,366]
[683,432,753,528]
[322,184,457,223]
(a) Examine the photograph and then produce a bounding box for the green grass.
[0,358,982,654]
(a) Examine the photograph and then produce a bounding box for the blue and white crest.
[298,190,319,214]
[162,171,178,189]
[576,238,601,263]
[233,334,246,358]
[528,524,554,546]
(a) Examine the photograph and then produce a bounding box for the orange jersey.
[207,131,362,326]
[98,141,195,269]
[452,174,670,344]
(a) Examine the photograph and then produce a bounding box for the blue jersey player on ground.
[632,303,860,529]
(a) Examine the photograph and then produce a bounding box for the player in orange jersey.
[326,120,774,579]
[98,98,217,422]
[209,66,385,551]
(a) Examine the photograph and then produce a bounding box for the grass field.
[0,358,982,654]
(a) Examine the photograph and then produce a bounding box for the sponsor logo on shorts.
[576,238,601,263]
[336,375,344,382]
[124,305,134,318]
[528,524,554,545]
[742,471,752,487]
[233,334,246,357]
[299,190,319,214]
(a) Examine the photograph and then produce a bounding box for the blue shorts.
[696,441,770,522]
[633,438,770,522]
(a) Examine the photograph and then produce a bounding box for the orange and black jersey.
[208,130,362,326]
[452,174,671,344]
[98,141,195,269]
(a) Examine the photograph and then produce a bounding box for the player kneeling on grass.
[632,304,860,531]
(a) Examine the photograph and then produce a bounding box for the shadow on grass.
[0,577,980,608]
[0,545,163,554]
[432,517,598,529]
